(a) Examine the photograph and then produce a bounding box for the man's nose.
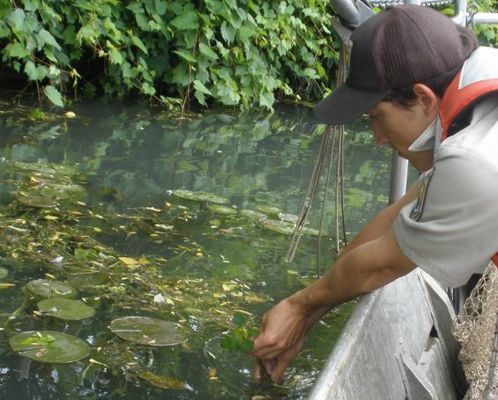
[373,131,389,146]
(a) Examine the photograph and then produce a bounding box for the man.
[252,5,498,383]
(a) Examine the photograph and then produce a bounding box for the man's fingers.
[253,362,262,383]
[252,335,279,359]
[253,359,274,383]
[270,356,293,383]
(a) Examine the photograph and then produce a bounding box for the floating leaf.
[25,279,78,299]
[15,193,57,208]
[170,190,228,204]
[110,316,187,346]
[67,272,108,292]
[239,209,268,220]
[137,371,187,390]
[258,219,295,235]
[207,204,237,215]
[119,257,140,266]
[278,212,299,223]
[0,267,8,279]
[0,283,15,289]
[9,331,89,363]
[37,298,96,320]
[255,205,281,216]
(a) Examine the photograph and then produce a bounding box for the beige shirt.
[394,88,498,288]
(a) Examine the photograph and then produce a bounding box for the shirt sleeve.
[393,147,498,288]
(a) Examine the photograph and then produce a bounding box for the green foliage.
[0,0,338,110]
[469,0,498,47]
[221,312,259,353]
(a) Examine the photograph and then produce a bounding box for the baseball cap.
[314,5,478,125]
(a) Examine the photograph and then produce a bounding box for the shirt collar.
[407,117,440,152]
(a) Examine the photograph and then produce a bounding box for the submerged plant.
[221,312,259,353]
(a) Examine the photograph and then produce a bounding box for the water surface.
[0,100,392,399]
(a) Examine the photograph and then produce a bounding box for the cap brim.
[313,84,388,125]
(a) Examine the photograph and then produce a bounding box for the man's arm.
[252,184,419,381]
[338,182,418,259]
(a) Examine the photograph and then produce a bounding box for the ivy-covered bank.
[0,0,339,111]
[0,0,496,112]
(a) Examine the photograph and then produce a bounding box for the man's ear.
[412,83,440,115]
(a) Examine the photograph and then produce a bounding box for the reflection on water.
[0,100,391,399]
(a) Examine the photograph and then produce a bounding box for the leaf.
[131,35,148,54]
[108,47,123,65]
[119,256,140,266]
[43,85,64,107]
[259,92,274,109]
[110,316,187,346]
[8,8,25,30]
[39,29,62,50]
[141,82,156,96]
[10,331,89,363]
[170,10,199,30]
[25,61,48,81]
[173,49,196,63]
[137,371,186,390]
[154,0,167,15]
[37,298,96,321]
[25,279,77,299]
[193,80,211,96]
[198,43,218,60]
[220,21,236,44]
[4,42,31,58]
[0,20,10,38]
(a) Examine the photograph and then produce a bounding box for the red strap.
[492,253,498,267]
[439,73,498,140]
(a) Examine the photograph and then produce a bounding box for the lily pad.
[255,204,281,216]
[9,330,90,363]
[170,190,228,204]
[239,209,268,220]
[259,219,295,235]
[15,193,57,208]
[110,316,187,346]
[302,227,321,236]
[38,184,86,200]
[0,267,8,279]
[207,204,237,215]
[278,212,299,223]
[67,272,108,292]
[37,298,96,321]
[25,279,78,299]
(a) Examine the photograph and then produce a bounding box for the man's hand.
[251,296,327,382]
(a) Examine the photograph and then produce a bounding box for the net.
[454,261,498,399]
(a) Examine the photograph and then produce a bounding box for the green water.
[0,100,391,399]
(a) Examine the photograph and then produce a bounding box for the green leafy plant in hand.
[221,312,258,353]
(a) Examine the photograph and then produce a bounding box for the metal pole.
[473,13,498,24]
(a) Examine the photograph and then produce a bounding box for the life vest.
[438,48,498,266]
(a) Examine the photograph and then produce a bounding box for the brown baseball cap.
[314,5,478,125]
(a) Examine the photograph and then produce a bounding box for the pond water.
[0,99,392,399]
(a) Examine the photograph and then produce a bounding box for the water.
[0,99,392,399]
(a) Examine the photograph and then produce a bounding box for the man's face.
[368,99,436,163]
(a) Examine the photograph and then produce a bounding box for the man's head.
[314,5,478,125]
